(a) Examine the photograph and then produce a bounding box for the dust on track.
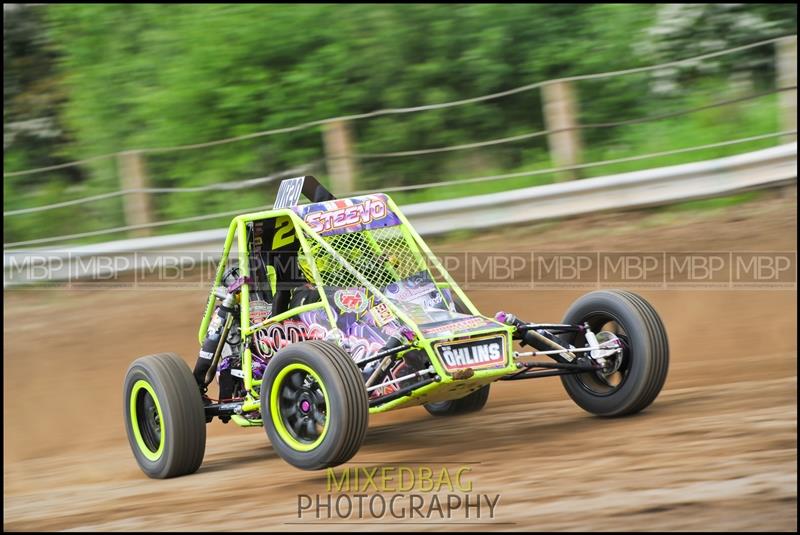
[3,188,797,531]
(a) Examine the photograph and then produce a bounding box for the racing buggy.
[124,176,669,477]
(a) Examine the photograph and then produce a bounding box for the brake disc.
[593,331,623,384]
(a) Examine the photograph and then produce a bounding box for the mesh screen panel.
[304,226,430,291]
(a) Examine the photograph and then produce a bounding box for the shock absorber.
[495,311,577,362]
[193,286,237,391]
[363,327,415,388]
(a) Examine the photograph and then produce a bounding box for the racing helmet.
[296,240,327,283]
[296,238,369,284]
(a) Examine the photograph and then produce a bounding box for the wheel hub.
[150,407,161,433]
[594,331,625,384]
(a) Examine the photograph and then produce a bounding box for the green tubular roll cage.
[198,195,517,420]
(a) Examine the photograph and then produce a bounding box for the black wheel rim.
[574,314,631,397]
[135,388,162,452]
[278,369,327,444]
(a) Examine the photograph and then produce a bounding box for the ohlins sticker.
[304,198,387,233]
[435,336,506,371]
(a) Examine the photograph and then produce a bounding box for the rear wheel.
[558,290,669,417]
[123,353,206,478]
[424,385,490,416]
[261,341,368,470]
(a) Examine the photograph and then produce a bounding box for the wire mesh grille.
[304,226,429,290]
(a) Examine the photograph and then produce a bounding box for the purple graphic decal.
[292,194,401,236]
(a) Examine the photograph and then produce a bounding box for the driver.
[288,243,324,309]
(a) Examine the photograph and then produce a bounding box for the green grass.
[633,190,766,229]
[392,91,782,204]
[662,190,764,212]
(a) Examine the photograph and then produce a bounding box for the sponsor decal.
[295,308,386,363]
[253,320,319,358]
[383,271,449,312]
[435,335,506,372]
[369,302,395,327]
[384,275,437,302]
[198,350,214,360]
[334,289,369,315]
[249,299,272,325]
[304,198,388,234]
[207,311,223,335]
[421,316,488,335]
[423,291,443,309]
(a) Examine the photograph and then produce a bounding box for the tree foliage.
[3,4,796,243]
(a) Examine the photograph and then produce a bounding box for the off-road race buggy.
[124,176,669,477]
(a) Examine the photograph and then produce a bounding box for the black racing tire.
[261,340,368,470]
[424,384,491,416]
[558,290,669,417]
[123,353,207,478]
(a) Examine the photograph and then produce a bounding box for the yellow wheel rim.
[269,363,329,451]
[129,379,165,461]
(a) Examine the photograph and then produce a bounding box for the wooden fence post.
[323,120,358,195]
[777,35,797,143]
[117,150,154,237]
[542,80,584,181]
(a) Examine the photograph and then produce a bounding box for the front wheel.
[123,353,207,478]
[558,290,669,417]
[261,341,368,470]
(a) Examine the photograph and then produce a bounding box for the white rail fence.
[3,143,796,287]
[4,35,796,236]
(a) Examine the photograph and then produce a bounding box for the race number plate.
[274,176,305,209]
[434,334,507,373]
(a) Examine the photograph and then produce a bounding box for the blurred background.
[3,4,797,532]
[3,3,797,246]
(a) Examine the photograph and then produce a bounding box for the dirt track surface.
[4,189,797,531]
